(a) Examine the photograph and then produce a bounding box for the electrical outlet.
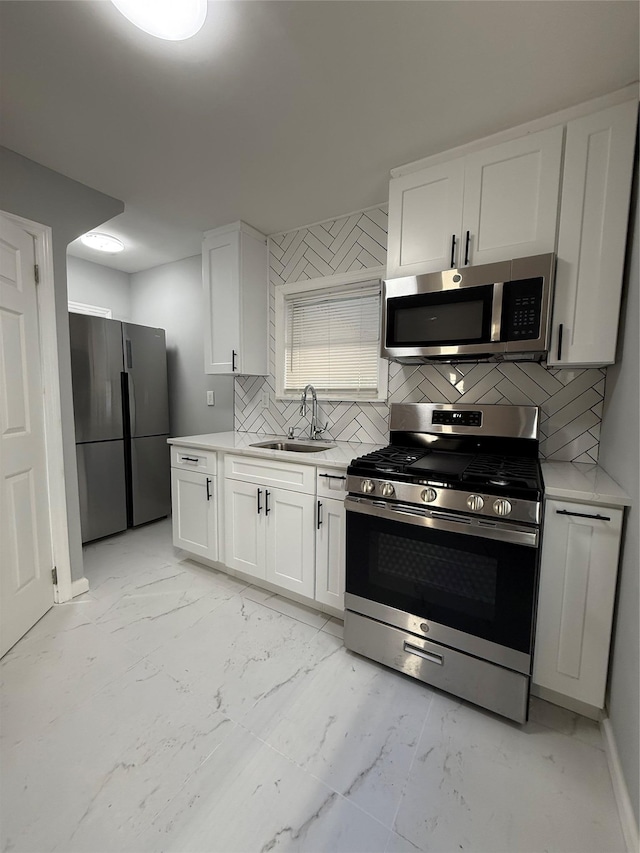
[207,390,215,406]
[261,391,270,409]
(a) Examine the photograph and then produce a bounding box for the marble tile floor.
[0,519,625,853]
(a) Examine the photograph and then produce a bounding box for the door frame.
[2,211,77,604]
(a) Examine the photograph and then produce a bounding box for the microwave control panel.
[502,277,544,340]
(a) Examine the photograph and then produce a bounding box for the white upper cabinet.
[460,127,563,267]
[548,100,638,368]
[203,221,268,375]
[387,126,563,277]
[387,158,465,277]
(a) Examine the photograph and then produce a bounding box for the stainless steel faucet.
[300,384,328,440]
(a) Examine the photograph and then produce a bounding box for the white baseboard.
[70,577,89,598]
[601,716,639,853]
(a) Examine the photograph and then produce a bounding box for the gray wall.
[66,255,131,321]
[599,171,639,826]
[0,147,124,582]
[130,256,234,438]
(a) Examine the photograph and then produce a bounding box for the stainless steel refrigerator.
[70,314,171,543]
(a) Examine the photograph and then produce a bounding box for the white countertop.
[169,434,631,505]
[541,461,630,507]
[168,431,384,470]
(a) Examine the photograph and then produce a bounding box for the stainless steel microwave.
[381,253,555,363]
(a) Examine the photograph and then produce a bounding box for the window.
[276,277,387,401]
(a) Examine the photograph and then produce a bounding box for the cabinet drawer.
[171,445,217,475]
[225,454,315,494]
[316,467,347,499]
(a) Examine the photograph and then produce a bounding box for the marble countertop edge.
[541,461,631,507]
[168,431,384,470]
[168,433,632,505]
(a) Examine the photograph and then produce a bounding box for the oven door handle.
[344,497,539,547]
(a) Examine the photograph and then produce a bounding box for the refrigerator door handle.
[125,338,133,369]
[122,371,136,437]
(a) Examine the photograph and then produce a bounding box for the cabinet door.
[549,100,637,367]
[387,159,465,277]
[533,499,623,709]
[238,230,269,376]
[203,229,240,374]
[315,497,345,611]
[171,468,217,561]
[461,126,563,267]
[265,488,315,598]
[224,478,265,579]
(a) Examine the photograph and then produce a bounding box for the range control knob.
[466,494,485,512]
[361,479,375,494]
[380,482,396,498]
[421,488,437,503]
[493,498,513,517]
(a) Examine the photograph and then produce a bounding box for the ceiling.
[1,1,638,273]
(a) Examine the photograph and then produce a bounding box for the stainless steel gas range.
[344,403,543,724]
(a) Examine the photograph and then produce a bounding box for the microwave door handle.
[490,281,504,342]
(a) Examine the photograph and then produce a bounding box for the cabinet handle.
[317,500,323,530]
[181,456,199,463]
[403,642,444,666]
[557,324,563,361]
[464,230,471,266]
[206,477,211,501]
[232,350,237,372]
[556,509,611,522]
[319,473,346,481]
[265,490,271,515]
[450,234,456,268]
[257,488,262,514]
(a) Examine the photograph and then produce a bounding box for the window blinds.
[283,285,381,397]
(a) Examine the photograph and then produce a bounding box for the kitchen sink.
[249,440,335,453]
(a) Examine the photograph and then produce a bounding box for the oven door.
[345,498,540,674]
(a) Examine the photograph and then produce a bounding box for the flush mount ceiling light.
[110,0,207,41]
[80,232,125,254]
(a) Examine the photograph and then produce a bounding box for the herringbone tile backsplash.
[235,205,605,463]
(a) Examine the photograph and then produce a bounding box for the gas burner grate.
[462,455,540,489]
[352,445,426,472]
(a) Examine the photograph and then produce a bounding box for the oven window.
[379,533,497,619]
[346,510,538,654]
[386,284,493,347]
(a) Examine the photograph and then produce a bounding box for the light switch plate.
[261,391,269,409]
[207,391,215,406]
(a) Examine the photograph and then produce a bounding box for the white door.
[171,468,217,561]
[0,214,54,656]
[203,230,240,374]
[223,478,264,579]
[315,496,345,611]
[461,126,563,266]
[387,158,465,277]
[265,487,315,598]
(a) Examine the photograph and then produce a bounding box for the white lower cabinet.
[171,468,218,561]
[224,456,317,599]
[315,496,346,611]
[224,478,263,578]
[171,449,349,614]
[533,499,623,712]
[266,489,315,598]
